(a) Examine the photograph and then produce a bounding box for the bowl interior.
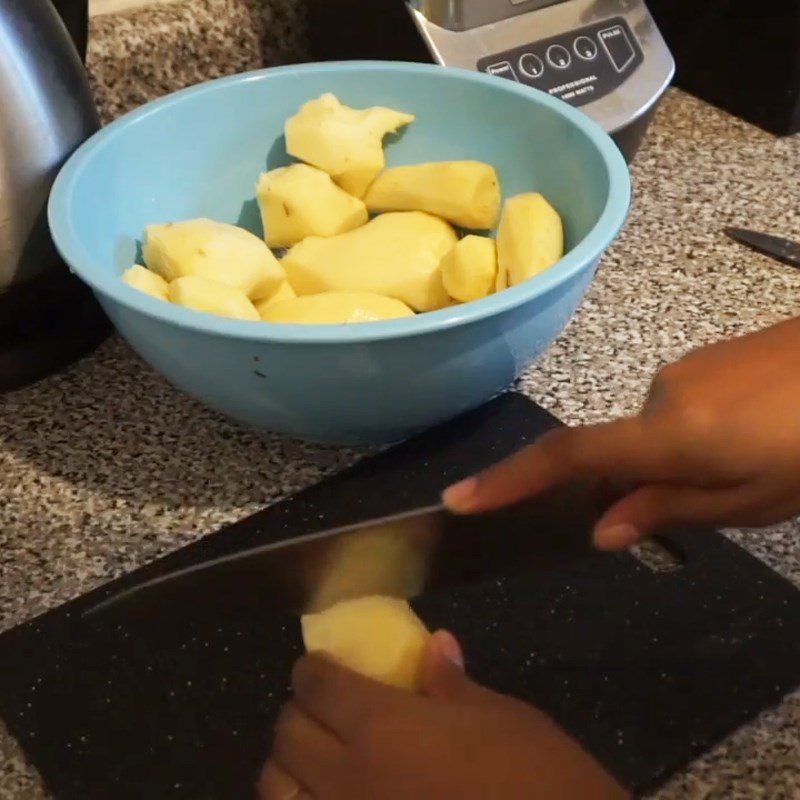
[54,63,623,334]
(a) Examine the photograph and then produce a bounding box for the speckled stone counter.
[2,1,800,797]
[87,0,308,123]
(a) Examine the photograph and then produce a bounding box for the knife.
[82,480,611,633]
[725,227,800,268]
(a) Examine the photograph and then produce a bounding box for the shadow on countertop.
[0,336,360,513]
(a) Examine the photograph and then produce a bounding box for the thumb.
[420,630,479,701]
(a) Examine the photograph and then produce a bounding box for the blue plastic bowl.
[49,62,630,445]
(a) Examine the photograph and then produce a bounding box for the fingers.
[419,631,472,702]
[292,654,409,740]
[592,483,757,549]
[419,630,500,707]
[271,703,343,797]
[443,418,665,514]
[257,760,311,800]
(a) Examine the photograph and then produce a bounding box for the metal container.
[0,0,109,391]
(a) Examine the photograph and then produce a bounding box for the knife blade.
[725,227,800,268]
[83,480,611,632]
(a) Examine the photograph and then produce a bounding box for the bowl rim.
[49,60,631,344]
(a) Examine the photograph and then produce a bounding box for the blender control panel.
[477,17,643,108]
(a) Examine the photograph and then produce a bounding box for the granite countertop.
[2,1,800,797]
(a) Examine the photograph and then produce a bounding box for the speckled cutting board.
[1,393,800,799]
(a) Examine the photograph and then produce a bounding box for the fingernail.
[434,630,464,669]
[442,477,478,511]
[595,524,640,551]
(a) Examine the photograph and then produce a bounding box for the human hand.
[258,631,628,800]
[444,316,800,549]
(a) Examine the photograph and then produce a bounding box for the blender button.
[574,36,598,60]
[546,44,571,69]
[485,61,519,81]
[518,53,545,79]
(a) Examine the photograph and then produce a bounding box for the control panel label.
[477,17,644,108]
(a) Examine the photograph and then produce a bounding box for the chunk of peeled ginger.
[283,212,455,312]
[143,219,285,300]
[365,161,501,229]
[496,193,564,290]
[301,596,431,691]
[306,514,439,614]
[168,274,259,321]
[257,164,368,248]
[254,280,297,318]
[285,93,414,198]
[122,264,168,301]
[260,291,414,324]
[441,235,497,303]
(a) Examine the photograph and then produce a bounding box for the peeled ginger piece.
[257,164,368,248]
[441,236,497,303]
[306,515,439,614]
[365,161,501,230]
[496,193,564,289]
[122,264,168,301]
[261,291,414,324]
[285,93,415,198]
[169,275,260,321]
[144,219,285,300]
[254,280,297,318]
[283,212,455,312]
[301,596,430,691]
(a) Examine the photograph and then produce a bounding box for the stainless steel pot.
[0,0,97,293]
[0,0,109,390]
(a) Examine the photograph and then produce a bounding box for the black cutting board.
[2,393,800,799]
